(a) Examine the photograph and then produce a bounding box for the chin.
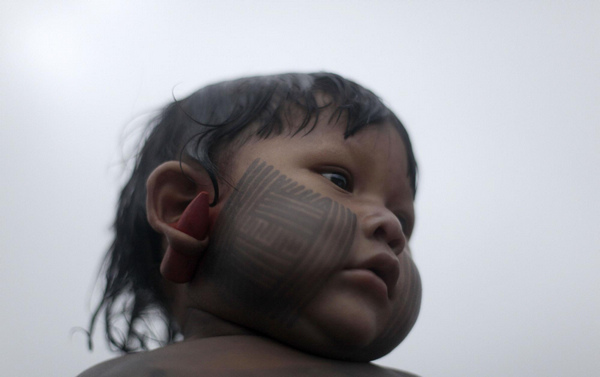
[285,324,397,362]
[297,307,419,362]
[278,267,422,362]
[274,294,394,361]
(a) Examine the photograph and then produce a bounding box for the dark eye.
[396,215,411,237]
[397,217,408,232]
[321,172,351,191]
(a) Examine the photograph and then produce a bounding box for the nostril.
[366,210,406,253]
[373,227,386,240]
[388,238,403,251]
[373,224,405,253]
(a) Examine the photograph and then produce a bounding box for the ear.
[146,161,212,283]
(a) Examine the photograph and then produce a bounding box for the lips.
[346,252,400,299]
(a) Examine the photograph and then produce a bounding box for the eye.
[321,172,352,192]
[397,217,408,232]
[396,215,412,237]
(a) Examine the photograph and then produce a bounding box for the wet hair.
[88,72,418,353]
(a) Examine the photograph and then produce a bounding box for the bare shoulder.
[77,342,211,377]
[78,357,418,377]
[77,352,145,377]
[296,361,419,377]
[77,337,420,377]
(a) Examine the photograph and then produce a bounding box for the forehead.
[309,120,411,195]
[321,121,408,174]
[234,116,412,196]
[280,115,409,175]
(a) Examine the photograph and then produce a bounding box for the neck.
[182,308,258,339]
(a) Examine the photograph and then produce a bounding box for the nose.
[363,208,406,255]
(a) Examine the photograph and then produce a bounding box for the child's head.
[91,72,420,361]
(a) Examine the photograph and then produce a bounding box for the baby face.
[191,117,421,361]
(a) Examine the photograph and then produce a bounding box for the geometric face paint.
[201,158,357,327]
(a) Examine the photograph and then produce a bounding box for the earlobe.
[162,191,210,283]
[146,161,212,283]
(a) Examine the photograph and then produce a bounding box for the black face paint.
[202,159,357,326]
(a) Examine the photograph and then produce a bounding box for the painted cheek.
[202,159,357,326]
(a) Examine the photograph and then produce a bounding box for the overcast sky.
[1,1,599,376]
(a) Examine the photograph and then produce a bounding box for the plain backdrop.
[1,1,599,376]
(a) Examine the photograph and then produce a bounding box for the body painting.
[203,159,357,326]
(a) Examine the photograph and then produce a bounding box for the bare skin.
[80,115,421,376]
[187,122,421,361]
[78,310,418,377]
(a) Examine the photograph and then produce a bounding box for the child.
[80,72,422,376]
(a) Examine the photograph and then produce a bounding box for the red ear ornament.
[160,191,209,283]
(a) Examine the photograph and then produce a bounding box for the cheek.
[368,254,421,357]
[202,159,357,326]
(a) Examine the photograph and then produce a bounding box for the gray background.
[1,1,599,376]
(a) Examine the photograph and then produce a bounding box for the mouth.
[347,253,400,300]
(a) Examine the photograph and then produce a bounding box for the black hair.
[88,72,418,353]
